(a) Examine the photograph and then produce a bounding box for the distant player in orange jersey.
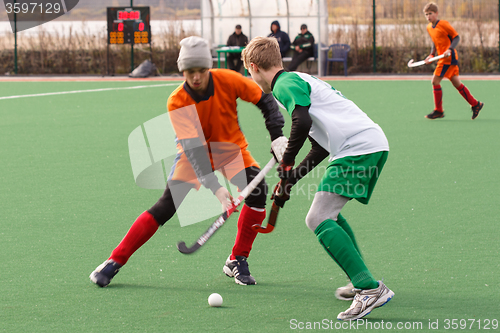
[423,2,483,120]
[90,36,287,287]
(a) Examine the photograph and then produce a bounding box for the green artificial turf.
[0,79,498,332]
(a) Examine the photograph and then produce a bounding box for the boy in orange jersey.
[423,2,483,120]
[90,36,287,287]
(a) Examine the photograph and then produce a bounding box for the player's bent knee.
[305,192,348,232]
[148,201,176,226]
[245,180,268,209]
[305,211,325,232]
[148,181,193,225]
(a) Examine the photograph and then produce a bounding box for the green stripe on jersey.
[272,72,311,116]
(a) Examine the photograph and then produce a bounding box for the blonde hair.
[423,2,438,13]
[242,37,283,70]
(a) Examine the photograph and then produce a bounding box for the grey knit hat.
[177,36,213,72]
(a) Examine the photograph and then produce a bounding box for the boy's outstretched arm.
[274,109,329,208]
[279,105,328,185]
[289,137,329,184]
[425,44,437,63]
[179,138,222,194]
[255,92,285,141]
[255,92,288,162]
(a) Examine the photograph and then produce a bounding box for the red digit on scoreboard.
[118,22,124,32]
[139,22,144,31]
[117,10,140,21]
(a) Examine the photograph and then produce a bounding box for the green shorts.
[317,151,388,204]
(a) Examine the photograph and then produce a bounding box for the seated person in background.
[286,24,315,71]
[226,24,249,72]
[267,20,290,58]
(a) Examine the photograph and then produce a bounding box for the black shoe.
[89,259,122,287]
[471,101,483,120]
[223,256,256,285]
[425,110,445,119]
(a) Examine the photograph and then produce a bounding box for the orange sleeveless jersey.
[167,69,263,183]
[426,20,459,66]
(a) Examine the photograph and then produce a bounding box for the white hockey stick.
[177,156,277,254]
[407,53,449,68]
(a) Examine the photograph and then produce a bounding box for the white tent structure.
[201,0,328,76]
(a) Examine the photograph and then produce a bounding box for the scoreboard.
[107,7,151,45]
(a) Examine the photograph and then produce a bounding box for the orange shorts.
[434,64,459,79]
[169,143,259,190]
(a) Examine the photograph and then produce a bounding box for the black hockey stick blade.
[177,211,229,254]
[176,241,201,254]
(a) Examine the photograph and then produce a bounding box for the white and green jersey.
[272,71,389,161]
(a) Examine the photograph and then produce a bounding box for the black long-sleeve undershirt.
[288,137,329,185]
[256,92,285,141]
[283,105,330,185]
[431,35,460,56]
[282,105,312,165]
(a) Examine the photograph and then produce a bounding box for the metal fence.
[328,0,499,72]
[328,0,499,48]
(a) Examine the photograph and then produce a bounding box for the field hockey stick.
[407,53,448,68]
[251,180,284,234]
[252,201,279,234]
[177,156,277,254]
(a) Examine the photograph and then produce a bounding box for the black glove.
[271,179,294,208]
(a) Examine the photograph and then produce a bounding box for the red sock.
[456,84,478,106]
[230,204,265,259]
[433,85,443,112]
[110,211,159,265]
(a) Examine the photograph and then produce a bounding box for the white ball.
[208,293,223,307]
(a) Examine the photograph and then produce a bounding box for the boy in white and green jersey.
[242,37,394,321]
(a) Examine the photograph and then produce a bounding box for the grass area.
[0,78,499,332]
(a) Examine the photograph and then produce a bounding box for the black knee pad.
[148,181,193,225]
[245,179,268,208]
[237,166,268,209]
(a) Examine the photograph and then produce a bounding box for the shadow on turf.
[421,115,496,122]
[98,283,169,290]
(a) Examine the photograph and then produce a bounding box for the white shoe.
[335,282,355,301]
[223,255,256,285]
[337,281,394,321]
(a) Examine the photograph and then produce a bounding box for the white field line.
[0,83,180,101]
